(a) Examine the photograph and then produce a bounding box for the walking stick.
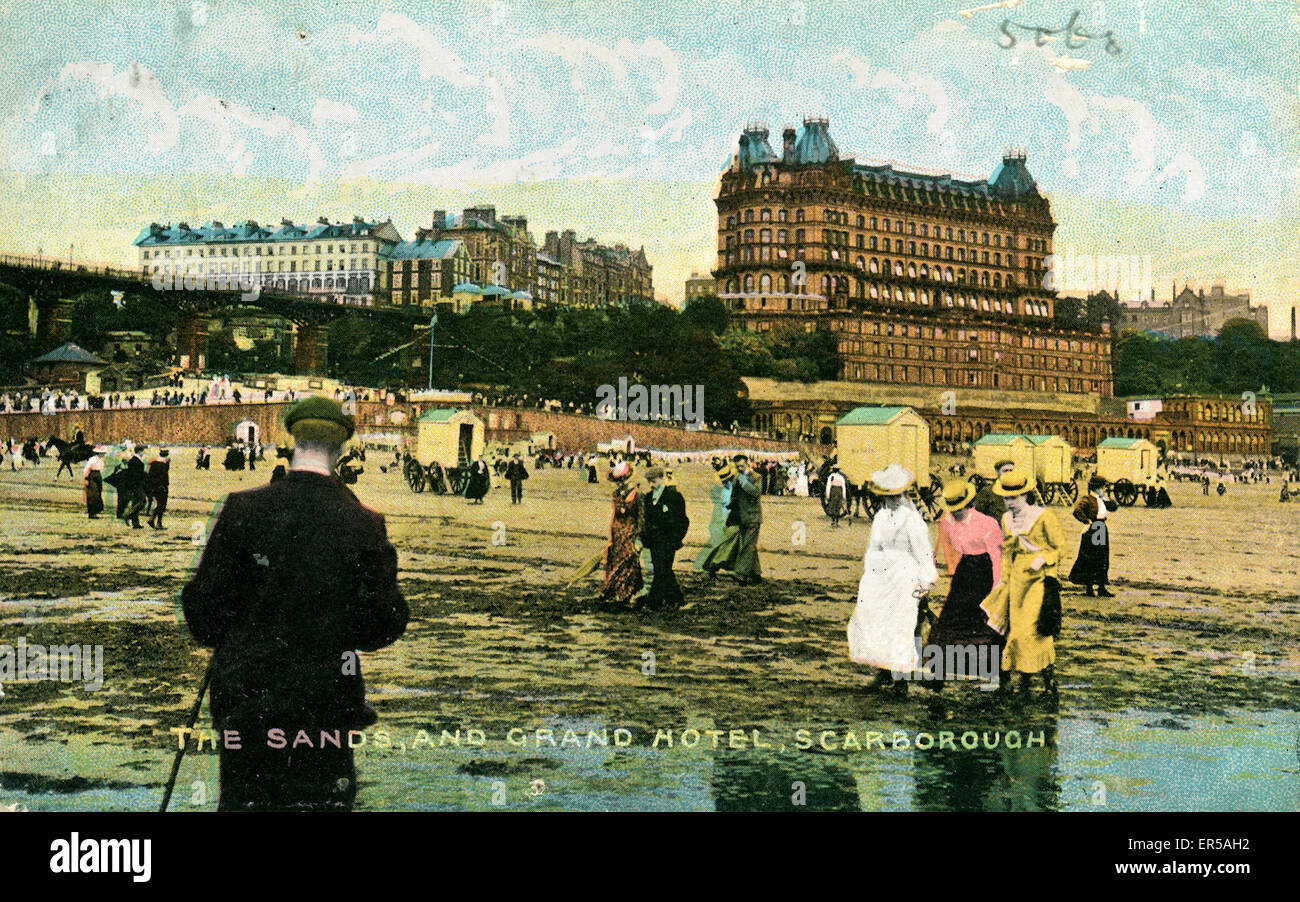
[159,659,214,812]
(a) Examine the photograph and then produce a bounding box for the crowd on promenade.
[0,377,395,416]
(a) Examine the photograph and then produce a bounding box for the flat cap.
[283,395,355,443]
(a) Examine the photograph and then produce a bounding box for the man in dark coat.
[505,453,529,504]
[122,446,148,529]
[640,466,689,608]
[147,449,171,529]
[972,459,1016,522]
[181,396,408,811]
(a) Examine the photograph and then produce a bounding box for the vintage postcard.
[0,0,1296,873]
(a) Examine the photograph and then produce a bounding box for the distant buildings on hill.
[133,207,653,312]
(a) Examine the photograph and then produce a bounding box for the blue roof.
[389,238,461,261]
[793,118,839,165]
[480,285,510,296]
[418,407,465,423]
[974,433,1030,445]
[453,283,483,294]
[30,342,104,365]
[1098,437,1151,449]
[134,217,392,247]
[988,155,1039,201]
[835,405,910,426]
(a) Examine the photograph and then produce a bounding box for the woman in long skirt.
[1068,475,1112,597]
[464,456,490,503]
[980,469,1065,697]
[847,465,937,693]
[694,461,736,570]
[600,461,643,603]
[929,479,1004,682]
[83,451,105,519]
[824,465,847,527]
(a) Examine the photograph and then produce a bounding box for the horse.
[46,435,93,478]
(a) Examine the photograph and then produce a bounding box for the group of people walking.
[83,444,171,529]
[847,462,1083,701]
[597,462,692,609]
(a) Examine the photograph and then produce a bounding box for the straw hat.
[715,461,737,482]
[870,464,913,496]
[992,468,1037,497]
[938,479,977,512]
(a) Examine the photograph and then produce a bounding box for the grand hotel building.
[713,118,1112,399]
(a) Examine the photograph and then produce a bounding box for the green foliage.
[682,294,730,335]
[720,324,838,382]
[1113,318,1299,396]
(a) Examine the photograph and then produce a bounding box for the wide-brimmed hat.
[992,468,1037,497]
[938,479,977,512]
[870,464,913,496]
[715,461,737,482]
[1087,475,1107,491]
[608,460,633,481]
[283,395,355,444]
[993,458,1016,471]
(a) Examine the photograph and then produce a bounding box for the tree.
[683,294,730,335]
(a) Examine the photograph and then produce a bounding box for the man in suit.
[726,453,763,584]
[122,446,148,529]
[147,448,170,530]
[972,459,1016,522]
[640,466,689,609]
[181,396,408,811]
[505,453,529,504]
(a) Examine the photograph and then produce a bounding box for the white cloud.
[311,98,359,127]
[48,61,180,154]
[180,95,324,182]
[347,12,480,88]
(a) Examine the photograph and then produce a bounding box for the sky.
[1,0,1297,335]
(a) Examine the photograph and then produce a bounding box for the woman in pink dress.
[929,479,1005,681]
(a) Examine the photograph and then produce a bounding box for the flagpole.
[434,313,444,389]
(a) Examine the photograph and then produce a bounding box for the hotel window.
[894,220,902,231]
[909,241,916,254]
[856,215,864,228]
[744,210,754,222]
[761,209,771,221]
[869,236,878,250]
[777,210,787,222]
[909,222,916,235]
[908,263,916,277]
[982,251,989,263]
[946,246,954,259]
[870,217,878,229]
[882,219,890,231]
[894,239,903,253]
[777,230,787,243]
[760,229,771,243]
[856,234,864,248]
[983,232,990,244]
[796,209,805,222]
[958,230,965,242]
[795,229,805,244]
[745,229,754,242]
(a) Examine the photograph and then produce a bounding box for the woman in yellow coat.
[979,468,1064,698]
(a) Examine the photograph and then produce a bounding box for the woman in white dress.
[794,462,810,497]
[847,464,938,693]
